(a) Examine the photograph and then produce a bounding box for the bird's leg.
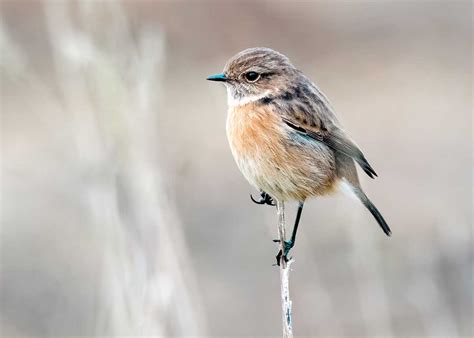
[274,201,304,265]
[250,190,275,206]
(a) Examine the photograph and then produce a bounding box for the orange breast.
[227,104,285,164]
[226,103,337,201]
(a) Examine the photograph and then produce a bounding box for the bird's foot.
[273,239,294,266]
[250,191,275,206]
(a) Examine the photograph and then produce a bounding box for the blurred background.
[0,1,472,337]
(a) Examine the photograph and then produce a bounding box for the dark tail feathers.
[354,188,391,236]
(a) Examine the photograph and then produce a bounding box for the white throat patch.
[226,87,272,107]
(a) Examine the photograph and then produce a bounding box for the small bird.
[207,47,391,264]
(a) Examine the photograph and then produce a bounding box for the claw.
[273,240,294,266]
[275,250,290,266]
[273,240,294,253]
[250,193,265,205]
[266,194,276,206]
[250,191,275,206]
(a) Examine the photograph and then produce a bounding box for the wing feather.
[277,81,378,179]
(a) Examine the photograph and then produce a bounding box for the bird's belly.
[226,106,337,201]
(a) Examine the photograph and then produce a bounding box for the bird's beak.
[206,73,228,82]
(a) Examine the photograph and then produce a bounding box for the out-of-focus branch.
[276,201,294,338]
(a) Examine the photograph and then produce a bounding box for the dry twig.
[276,201,294,338]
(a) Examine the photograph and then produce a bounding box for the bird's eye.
[244,71,260,82]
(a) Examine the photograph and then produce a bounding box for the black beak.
[206,73,228,82]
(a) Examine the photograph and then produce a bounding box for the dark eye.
[244,71,260,82]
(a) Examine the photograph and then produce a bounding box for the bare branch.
[276,201,294,338]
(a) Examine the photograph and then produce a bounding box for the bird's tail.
[353,187,392,236]
[336,155,391,236]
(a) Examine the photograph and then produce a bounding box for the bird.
[207,47,391,264]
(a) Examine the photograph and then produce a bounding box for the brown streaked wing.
[280,92,378,179]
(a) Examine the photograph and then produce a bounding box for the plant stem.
[276,200,294,338]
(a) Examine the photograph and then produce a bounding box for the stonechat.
[207,47,391,263]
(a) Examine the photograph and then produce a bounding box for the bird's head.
[207,47,297,107]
